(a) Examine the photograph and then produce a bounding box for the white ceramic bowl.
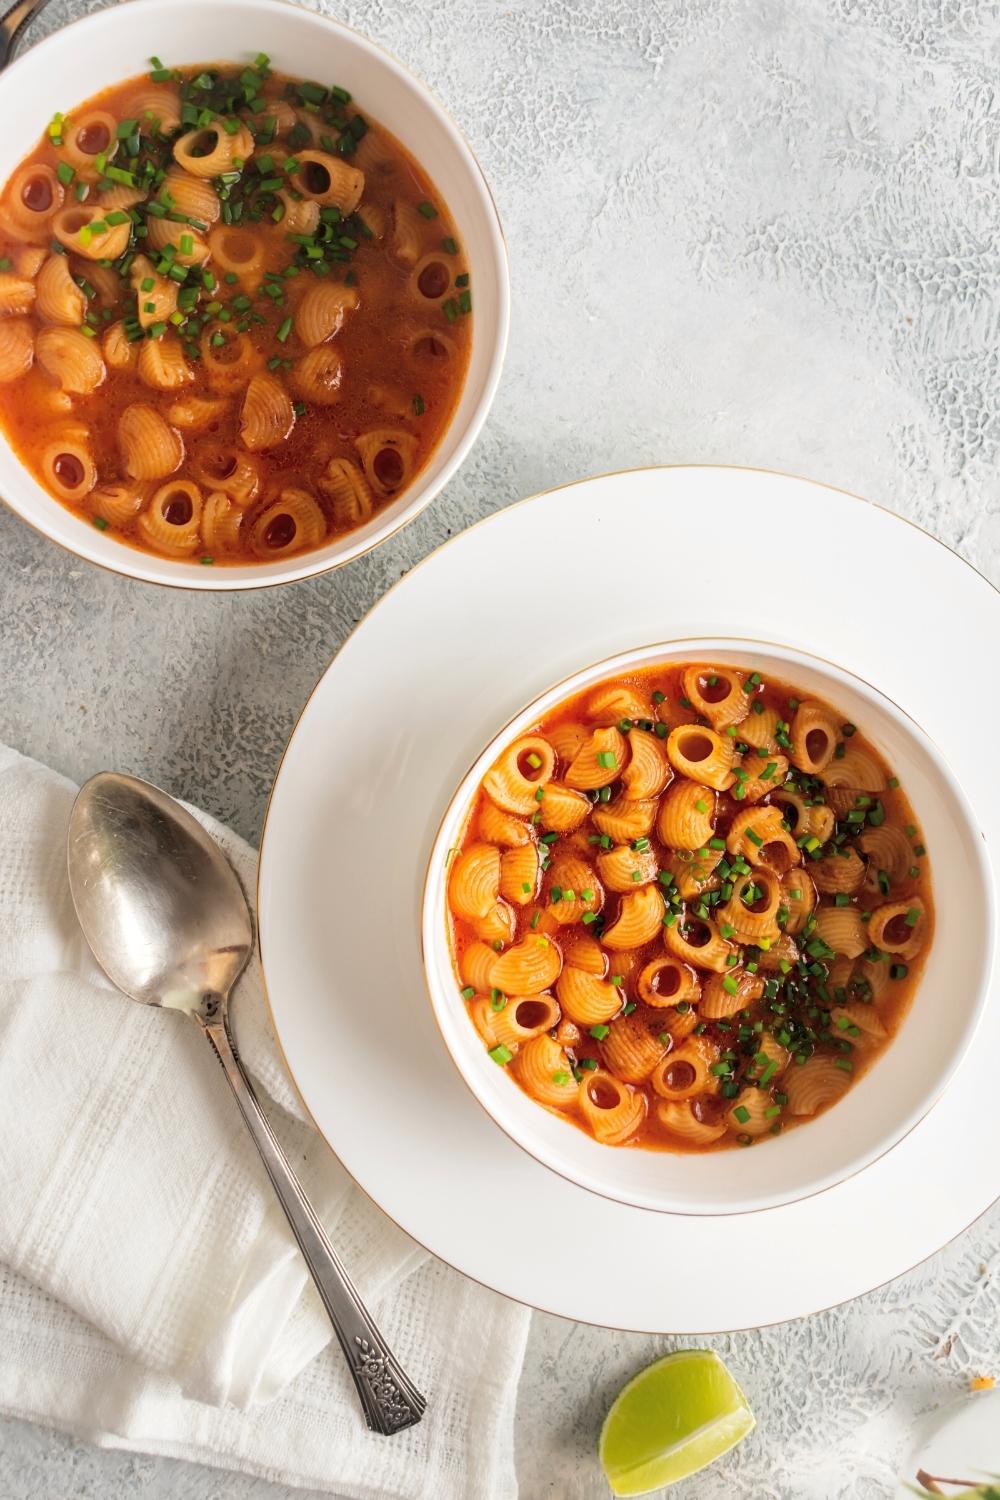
[423,639,995,1214]
[0,0,508,588]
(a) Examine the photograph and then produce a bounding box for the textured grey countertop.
[3,1,1000,1497]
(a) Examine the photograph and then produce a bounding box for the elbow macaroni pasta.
[447,661,933,1154]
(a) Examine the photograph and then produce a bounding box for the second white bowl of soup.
[423,640,994,1215]
[0,0,508,586]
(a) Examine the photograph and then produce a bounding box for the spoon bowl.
[68,772,251,1016]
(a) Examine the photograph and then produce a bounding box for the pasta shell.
[357,200,387,240]
[813,904,868,960]
[161,165,221,224]
[725,1089,774,1138]
[131,255,178,329]
[118,403,184,479]
[783,1055,851,1117]
[500,844,540,905]
[824,747,888,792]
[699,969,764,1020]
[636,956,700,1008]
[659,847,721,901]
[449,842,502,920]
[294,282,359,346]
[136,479,203,556]
[11,245,46,277]
[240,372,295,450]
[595,844,659,892]
[0,272,36,316]
[592,798,656,844]
[278,190,320,235]
[780,869,816,935]
[558,931,607,976]
[291,345,343,406]
[248,488,328,558]
[789,701,838,774]
[515,1035,577,1110]
[90,483,143,527]
[544,854,603,927]
[858,823,912,891]
[620,730,671,800]
[147,216,210,267]
[600,1012,668,1084]
[473,900,515,946]
[476,802,531,848]
[390,198,423,267]
[0,318,34,382]
[126,85,183,132]
[3,164,64,236]
[484,736,555,815]
[167,394,231,431]
[173,121,255,178]
[565,727,628,791]
[739,704,782,751]
[680,666,750,729]
[314,457,373,530]
[811,847,866,895]
[200,491,244,553]
[733,752,789,804]
[726,804,799,874]
[410,252,453,305]
[663,915,735,973]
[458,941,499,993]
[36,325,105,394]
[868,897,927,959]
[200,324,259,390]
[657,779,715,851]
[287,151,364,213]
[655,1100,727,1146]
[547,723,588,766]
[602,886,664,950]
[556,966,621,1025]
[650,1037,718,1100]
[103,320,138,370]
[39,437,96,501]
[666,724,735,790]
[61,111,118,177]
[536,782,592,834]
[138,334,194,391]
[189,442,259,506]
[355,429,418,496]
[52,205,130,261]
[829,1002,888,1046]
[488,994,560,1053]
[584,684,651,725]
[577,1071,646,1144]
[490,934,561,995]
[718,866,783,944]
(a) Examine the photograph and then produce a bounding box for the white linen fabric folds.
[0,746,529,1499]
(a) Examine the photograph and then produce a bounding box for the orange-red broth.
[0,60,470,564]
[446,664,933,1153]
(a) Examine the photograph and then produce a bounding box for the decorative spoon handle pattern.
[203,1012,426,1435]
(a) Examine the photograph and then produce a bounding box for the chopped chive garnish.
[488,1045,512,1065]
[460,986,475,999]
[276,315,293,342]
[589,1025,610,1040]
[418,200,438,219]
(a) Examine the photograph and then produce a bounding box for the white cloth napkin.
[0,746,530,1497]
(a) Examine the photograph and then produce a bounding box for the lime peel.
[599,1349,754,1495]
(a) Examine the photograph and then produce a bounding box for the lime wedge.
[599,1349,754,1495]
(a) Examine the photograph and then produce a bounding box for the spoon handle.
[202,1015,426,1435]
[0,0,50,70]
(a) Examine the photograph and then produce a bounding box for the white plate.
[895,1389,1000,1497]
[259,467,1000,1331]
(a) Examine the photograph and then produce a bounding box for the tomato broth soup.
[0,53,471,564]
[446,662,933,1153]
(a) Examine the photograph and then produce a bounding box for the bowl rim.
[0,0,510,591]
[421,632,997,1216]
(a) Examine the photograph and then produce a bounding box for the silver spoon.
[67,771,426,1435]
[0,0,51,70]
